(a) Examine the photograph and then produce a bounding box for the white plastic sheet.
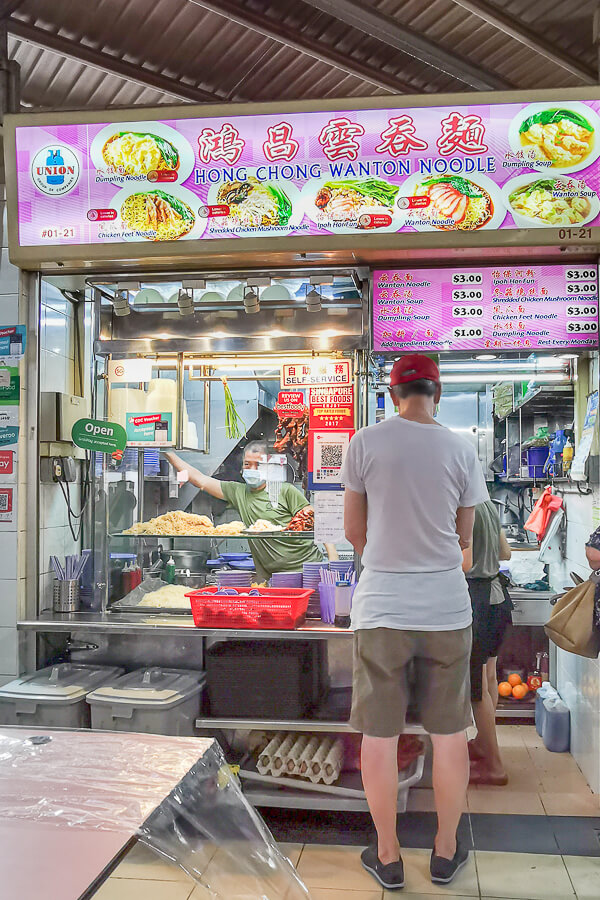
[0,728,309,899]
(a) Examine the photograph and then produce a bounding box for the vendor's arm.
[324,542,339,561]
[163,451,225,501]
[499,529,512,561]
[344,488,367,556]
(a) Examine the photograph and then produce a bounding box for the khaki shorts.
[350,626,472,737]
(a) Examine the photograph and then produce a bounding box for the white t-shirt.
[340,415,489,631]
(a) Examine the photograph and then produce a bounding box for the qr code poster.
[308,430,353,490]
[0,486,15,528]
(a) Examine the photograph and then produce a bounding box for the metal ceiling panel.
[4,0,600,112]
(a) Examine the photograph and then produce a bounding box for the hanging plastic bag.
[524,486,563,542]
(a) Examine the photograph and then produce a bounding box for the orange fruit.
[507,673,522,687]
[498,681,513,697]
[512,683,529,700]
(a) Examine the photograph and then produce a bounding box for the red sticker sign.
[87,209,118,221]
[275,391,305,419]
[147,169,178,183]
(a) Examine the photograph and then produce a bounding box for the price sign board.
[373,264,599,352]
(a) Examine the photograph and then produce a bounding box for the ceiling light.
[177,289,194,316]
[557,353,578,360]
[306,287,322,312]
[475,353,497,361]
[244,287,260,315]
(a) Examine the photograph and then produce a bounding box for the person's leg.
[430,731,469,859]
[470,663,507,782]
[487,657,499,709]
[361,735,401,864]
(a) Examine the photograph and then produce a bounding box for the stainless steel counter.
[18,611,354,639]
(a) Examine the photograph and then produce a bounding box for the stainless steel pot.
[173,573,207,589]
[159,549,209,571]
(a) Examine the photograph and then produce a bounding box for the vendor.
[165,441,337,583]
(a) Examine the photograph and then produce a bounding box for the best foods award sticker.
[72,418,127,460]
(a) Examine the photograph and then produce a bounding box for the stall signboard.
[309,386,355,430]
[275,391,305,419]
[11,92,600,262]
[373,264,599,352]
[126,412,173,446]
[282,360,351,387]
[0,326,25,358]
[72,418,127,457]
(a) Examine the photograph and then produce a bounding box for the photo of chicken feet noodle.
[508,178,593,226]
[314,178,399,223]
[120,189,195,241]
[102,132,180,176]
[216,176,292,228]
[519,109,594,168]
[412,176,493,231]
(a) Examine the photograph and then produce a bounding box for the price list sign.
[372,264,599,353]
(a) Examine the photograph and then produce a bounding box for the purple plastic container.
[318,583,336,624]
[527,446,549,478]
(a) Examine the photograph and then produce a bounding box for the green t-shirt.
[220,481,323,583]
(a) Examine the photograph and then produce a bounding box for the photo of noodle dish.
[301,177,401,233]
[207,176,303,235]
[502,173,600,228]
[396,172,506,232]
[90,121,195,182]
[508,102,600,174]
[109,184,206,243]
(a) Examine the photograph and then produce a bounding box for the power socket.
[40,456,78,483]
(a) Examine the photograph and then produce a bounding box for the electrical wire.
[58,452,92,542]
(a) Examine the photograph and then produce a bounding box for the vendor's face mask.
[242,469,266,487]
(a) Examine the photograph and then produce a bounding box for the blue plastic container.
[527,446,549,478]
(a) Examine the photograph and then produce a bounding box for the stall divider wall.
[0,214,30,683]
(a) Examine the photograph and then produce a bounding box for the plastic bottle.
[562,439,574,474]
[121,561,132,596]
[165,556,176,584]
[542,697,571,752]
[334,580,352,629]
[540,651,549,681]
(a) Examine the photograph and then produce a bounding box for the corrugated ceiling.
[5,0,599,112]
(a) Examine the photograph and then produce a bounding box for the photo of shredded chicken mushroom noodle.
[120,189,195,241]
[507,177,595,226]
[215,176,292,229]
[102,132,180,177]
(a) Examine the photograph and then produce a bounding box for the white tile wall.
[0,580,17,627]
[0,626,19,675]
[1,532,17,581]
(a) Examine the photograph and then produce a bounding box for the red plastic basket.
[185,586,313,630]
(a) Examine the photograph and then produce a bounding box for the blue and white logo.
[31,145,80,196]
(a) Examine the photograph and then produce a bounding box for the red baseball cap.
[390,354,441,386]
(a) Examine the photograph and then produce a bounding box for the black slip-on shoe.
[360,845,404,890]
[430,840,469,884]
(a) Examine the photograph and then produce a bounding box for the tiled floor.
[98,842,600,899]
[95,727,599,899]
[408,725,600,817]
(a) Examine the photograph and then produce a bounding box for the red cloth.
[524,486,563,541]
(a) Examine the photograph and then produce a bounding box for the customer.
[341,354,488,891]
[467,500,513,786]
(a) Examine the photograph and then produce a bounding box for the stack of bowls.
[216,570,253,589]
[303,561,328,618]
[271,571,303,589]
